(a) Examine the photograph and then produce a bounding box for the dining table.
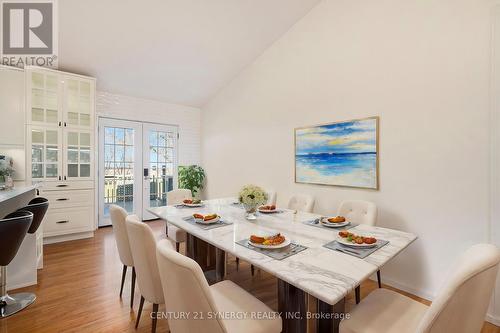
[148,198,417,333]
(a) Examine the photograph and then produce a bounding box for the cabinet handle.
[58,121,62,127]
[58,176,61,180]
[64,122,67,127]
[56,220,69,224]
[64,176,67,180]
[56,198,69,201]
[56,184,68,188]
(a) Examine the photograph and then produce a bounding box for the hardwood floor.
[1,220,498,333]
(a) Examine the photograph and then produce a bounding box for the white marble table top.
[0,185,37,204]
[148,198,417,305]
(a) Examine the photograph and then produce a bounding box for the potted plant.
[178,165,205,198]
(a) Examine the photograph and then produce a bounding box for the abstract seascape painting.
[295,117,379,189]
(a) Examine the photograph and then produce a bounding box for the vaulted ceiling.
[58,0,321,107]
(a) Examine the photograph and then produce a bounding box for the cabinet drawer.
[36,180,94,191]
[43,206,94,236]
[41,190,93,209]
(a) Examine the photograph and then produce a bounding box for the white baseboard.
[43,231,94,245]
[486,314,500,326]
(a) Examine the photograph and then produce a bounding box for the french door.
[142,123,179,220]
[98,118,178,226]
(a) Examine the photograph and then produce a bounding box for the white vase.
[5,176,13,189]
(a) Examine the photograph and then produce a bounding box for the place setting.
[304,215,358,230]
[174,199,205,208]
[257,204,285,215]
[182,212,233,230]
[236,231,307,260]
[323,230,389,259]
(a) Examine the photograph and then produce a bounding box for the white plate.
[321,218,350,228]
[184,202,204,207]
[337,236,378,248]
[248,237,291,249]
[194,216,220,224]
[258,208,278,214]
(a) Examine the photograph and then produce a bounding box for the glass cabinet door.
[29,71,61,126]
[65,78,93,129]
[30,127,62,181]
[65,130,93,180]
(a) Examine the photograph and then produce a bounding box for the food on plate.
[184,199,202,205]
[338,231,377,245]
[259,205,276,211]
[327,216,346,223]
[203,214,218,221]
[192,213,218,221]
[250,235,266,244]
[250,233,286,246]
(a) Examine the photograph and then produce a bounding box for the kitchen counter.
[0,185,37,218]
[0,185,40,291]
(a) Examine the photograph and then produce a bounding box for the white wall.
[202,0,495,316]
[96,91,201,166]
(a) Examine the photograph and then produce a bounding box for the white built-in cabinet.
[25,66,96,242]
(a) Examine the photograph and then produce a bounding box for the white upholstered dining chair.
[125,215,165,333]
[156,239,282,333]
[337,200,379,303]
[166,189,192,252]
[340,243,500,333]
[109,205,136,308]
[288,194,314,213]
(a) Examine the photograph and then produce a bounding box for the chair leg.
[251,264,255,276]
[131,267,136,308]
[152,303,159,333]
[377,270,382,288]
[135,296,145,328]
[236,257,239,271]
[355,286,360,304]
[119,265,127,298]
[176,242,180,252]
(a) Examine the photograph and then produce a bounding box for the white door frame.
[98,117,143,226]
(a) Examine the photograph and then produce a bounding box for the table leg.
[215,248,225,282]
[186,233,195,259]
[317,298,345,333]
[278,279,307,333]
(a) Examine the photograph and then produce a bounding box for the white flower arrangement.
[238,184,268,207]
[0,157,14,177]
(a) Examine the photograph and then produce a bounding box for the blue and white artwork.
[295,117,378,189]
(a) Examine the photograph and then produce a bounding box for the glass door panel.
[64,78,93,129]
[98,119,142,227]
[29,71,61,126]
[30,127,61,181]
[64,130,93,180]
[142,123,178,220]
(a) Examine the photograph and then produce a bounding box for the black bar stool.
[18,197,49,234]
[0,210,34,318]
